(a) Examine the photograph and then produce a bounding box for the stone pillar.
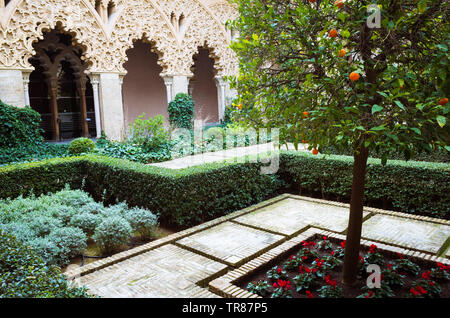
[90,74,102,138]
[215,76,226,122]
[22,71,31,106]
[98,73,125,141]
[0,69,27,107]
[163,76,173,103]
[172,75,190,96]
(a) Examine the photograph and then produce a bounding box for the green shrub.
[167,93,195,130]
[124,207,159,239]
[68,138,95,155]
[0,101,43,148]
[0,143,69,166]
[127,113,169,150]
[279,151,450,219]
[93,216,132,255]
[0,230,91,298]
[69,213,102,236]
[47,227,87,265]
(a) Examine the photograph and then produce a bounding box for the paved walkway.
[68,194,450,298]
[150,142,307,169]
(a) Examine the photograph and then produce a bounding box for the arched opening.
[122,40,167,128]
[28,28,96,141]
[189,47,219,123]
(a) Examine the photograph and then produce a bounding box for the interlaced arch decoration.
[0,0,238,76]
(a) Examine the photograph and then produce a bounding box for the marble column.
[22,71,31,106]
[89,74,102,138]
[163,76,173,103]
[215,76,226,122]
[98,73,125,141]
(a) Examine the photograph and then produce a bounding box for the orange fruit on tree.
[334,0,344,9]
[329,29,338,38]
[349,72,360,82]
[308,0,316,3]
[302,140,308,144]
[312,149,319,155]
[303,111,309,118]
[439,97,448,106]
[237,103,243,110]
[338,49,347,57]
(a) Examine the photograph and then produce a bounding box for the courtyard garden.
[0,0,449,301]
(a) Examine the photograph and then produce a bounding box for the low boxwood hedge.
[279,151,450,219]
[0,151,448,227]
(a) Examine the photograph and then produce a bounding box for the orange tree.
[228,0,449,285]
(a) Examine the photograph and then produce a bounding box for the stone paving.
[233,197,370,235]
[176,222,284,266]
[71,194,450,298]
[150,142,307,169]
[361,214,450,254]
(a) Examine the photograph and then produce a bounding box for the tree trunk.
[342,146,369,286]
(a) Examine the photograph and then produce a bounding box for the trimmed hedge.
[0,155,284,227]
[83,156,285,227]
[279,151,450,219]
[0,230,92,298]
[0,151,448,228]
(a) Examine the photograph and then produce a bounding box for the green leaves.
[436,115,446,127]
[228,0,449,158]
[371,104,383,114]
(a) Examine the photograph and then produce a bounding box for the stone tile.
[74,244,226,298]
[234,197,367,234]
[362,214,450,254]
[176,222,284,266]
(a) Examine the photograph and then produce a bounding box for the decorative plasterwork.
[0,0,238,76]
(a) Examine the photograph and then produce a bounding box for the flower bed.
[236,236,449,298]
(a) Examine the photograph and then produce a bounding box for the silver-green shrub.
[93,216,132,255]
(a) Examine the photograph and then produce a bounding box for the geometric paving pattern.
[71,194,450,298]
[361,214,450,254]
[74,244,226,298]
[175,222,285,266]
[234,197,369,235]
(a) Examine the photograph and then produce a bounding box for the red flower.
[359,255,364,263]
[422,271,431,280]
[368,244,377,254]
[387,263,392,270]
[331,251,335,256]
[273,282,278,288]
[365,290,374,298]
[429,281,435,286]
[299,265,304,273]
[306,290,313,298]
[323,236,327,241]
[277,267,282,274]
[397,252,404,260]
[410,288,419,296]
[416,286,427,295]
[340,241,346,248]
[305,266,311,274]
[302,256,308,261]
[290,255,294,260]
